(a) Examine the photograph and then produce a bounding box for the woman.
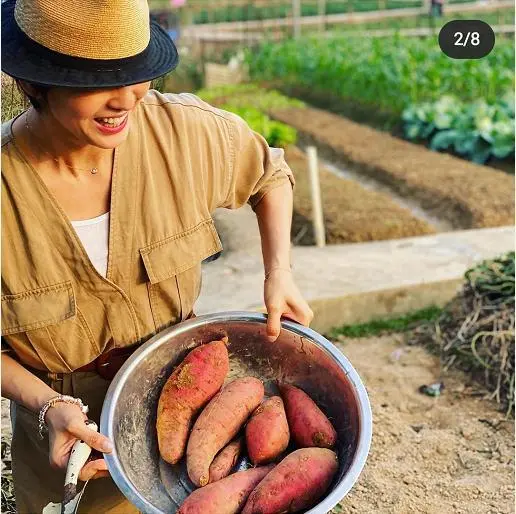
[1,1,313,512]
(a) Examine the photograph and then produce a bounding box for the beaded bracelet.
[38,394,89,439]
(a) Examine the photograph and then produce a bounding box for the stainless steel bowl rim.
[100,311,373,514]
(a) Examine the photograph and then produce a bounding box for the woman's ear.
[17,79,38,98]
[16,79,48,111]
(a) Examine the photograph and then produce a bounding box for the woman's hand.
[46,403,113,481]
[264,269,314,342]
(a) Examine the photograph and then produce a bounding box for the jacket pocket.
[140,219,223,331]
[1,281,75,335]
[1,281,99,372]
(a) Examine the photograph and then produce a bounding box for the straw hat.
[1,0,179,87]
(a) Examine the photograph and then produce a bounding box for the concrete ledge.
[197,226,514,330]
[305,279,462,333]
[251,279,462,333]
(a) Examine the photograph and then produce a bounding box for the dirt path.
[332,335,514,514]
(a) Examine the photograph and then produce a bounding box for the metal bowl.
[100,312,372,513]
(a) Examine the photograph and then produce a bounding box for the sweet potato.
[156,339,229,464]
[187,377,264,487]
[242,448,338,513]
[279,384,337,449]
[178,465,274,514]
[246,396,290,465]
[209,437,243,483]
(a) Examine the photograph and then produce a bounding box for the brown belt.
[75,344,141,380]
[75,312,197,380]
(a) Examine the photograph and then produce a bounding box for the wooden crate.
[204,62,247,88]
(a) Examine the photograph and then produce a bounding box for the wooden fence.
[179,0,512,36]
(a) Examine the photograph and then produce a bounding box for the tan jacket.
[1,90,294,372]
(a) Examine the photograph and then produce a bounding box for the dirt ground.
[331,335,515,514]
[272,106,515,231]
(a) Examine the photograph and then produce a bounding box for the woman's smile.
[94,113,129,135]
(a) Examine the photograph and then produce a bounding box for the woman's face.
[38,81,151,150]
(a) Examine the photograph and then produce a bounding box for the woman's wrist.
[36,388,62,413]
[264,266,292,281]
[39,395,89,438]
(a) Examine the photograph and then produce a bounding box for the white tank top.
[70,212,110,277]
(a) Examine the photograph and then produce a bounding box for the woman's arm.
[255,181,293,276]
[255,182,313,341]
[2,353,112,480]
[207,109,312,336]
[1,353,57,411]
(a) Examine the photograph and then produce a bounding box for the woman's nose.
[108,86,142,111]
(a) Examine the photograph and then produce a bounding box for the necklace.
[24,111,99,175]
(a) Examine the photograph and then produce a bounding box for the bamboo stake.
[306,146,326,248]
[292,0,301,38]
[318,0,326,32]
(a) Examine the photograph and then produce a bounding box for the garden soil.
[2,334,513,513]
[331,334,514,514]
[272,106,515,230]
[285,146,435,244]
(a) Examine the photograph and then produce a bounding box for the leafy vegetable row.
[191,0,422,24]
[246,34,515,113]
[403,94,515,163]
[197,85,302,148]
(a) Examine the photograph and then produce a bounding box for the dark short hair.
[15,80,50,111]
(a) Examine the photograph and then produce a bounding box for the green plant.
[196,83,304,110]
[196,85,303,147]
[158,50,204,93]
[402,93,515,163]
[420,252,515,416]
[246,35,515,116]
[186,0,425,24]
[465,252,515,302]
[332,8,514,33]
[220,104,297,147]
[329,306,442,339]
[196,83,262,103]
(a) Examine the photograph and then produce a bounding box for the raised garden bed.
[286,146,435,244]
[195,84,513,237]
[272,106,515,230]
[245,32,514,171]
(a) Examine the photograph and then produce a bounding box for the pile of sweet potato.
[156,338,339,514]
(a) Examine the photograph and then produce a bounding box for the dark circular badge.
[439,20,495,59]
